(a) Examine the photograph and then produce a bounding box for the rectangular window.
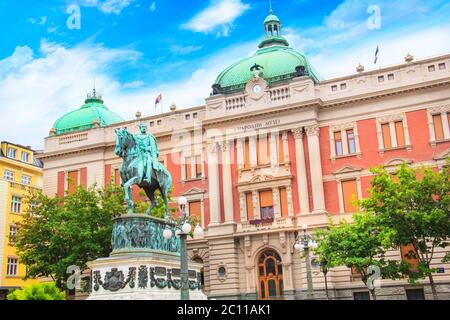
[7,147,17,159]
[331,85,337,92]
[433,114,444,141]
[21,175,31,185]
[346,129,356,154]
[428,65,435,72]
[244,138,250,169]
[149,121,154,127]
[400,243,420,271]
[277,134,284,164]
[195,155,202,178]
[184,157,192,180]
[381,123,392,149]
[188,201,201,220]
[9,225,18,244]
[279,187,288,217]
[342,179,358,213]
[340,83,347,90]
[438,63,446,70]
[11,196,22,213]
[395,121,405,147]
[257,134,270,166]
[334,131,343,156]
[388,73,395,80]
[259,190,273,219]
[114,168,121,187]
[245,192,254,221]
[21,152,29,163]
[185,114,190,120]
[4,170,14,181]
[7,258,18,276]
[378,75,385,83]
[406,288,425,300]
[193,112,198,119]
[353,292,370,300]
[157,120,162,125]
[68,170,79,194]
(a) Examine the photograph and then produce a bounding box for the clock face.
[253,84,262,94]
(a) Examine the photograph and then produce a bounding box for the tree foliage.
[15,184,125,289]
[7,282,65,300]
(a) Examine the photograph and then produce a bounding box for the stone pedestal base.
[87,251,207,300]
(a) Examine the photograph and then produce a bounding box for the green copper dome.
[52,90,125,136]
[212,10,322,94]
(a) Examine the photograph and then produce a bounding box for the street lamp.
[162,196,204,300]
[294,223,317,300]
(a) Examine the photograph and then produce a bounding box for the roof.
[52,91,125,136]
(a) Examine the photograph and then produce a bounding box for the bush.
[7,282,65,300]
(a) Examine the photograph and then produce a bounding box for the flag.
[154,93,162,107]
[374,46,379,64]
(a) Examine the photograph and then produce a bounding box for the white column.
[236,138,244,170]
[252,190,260,219]
[282,131,289,163]
[342,129,349,155]
[222,140,234,223]
[270,132,277,167]
[207,142,221,225]
[389,121,398,148]
[249,135,257,167]
[306,125,326,213]
[442,111,450,139]
[272,188,280,218]
[291,128,310,214]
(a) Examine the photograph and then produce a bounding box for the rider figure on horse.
[134,123,164,184]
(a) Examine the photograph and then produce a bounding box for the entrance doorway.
[257,249,283,300]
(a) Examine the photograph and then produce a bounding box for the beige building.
[38,12,450,300]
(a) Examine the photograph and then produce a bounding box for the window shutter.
[189,201,202,219]
[185,157,191,179]
[433,114,444,141]
[279,187,288,217]
[68,171,78,194]
[114,168,121,187]
[259,190,273,207]
[342,179,358,213]
[400,243,420,271]
[381,123,392,149]
[104,164,112,186]
[246,192,253,220]
[195,155,202,177]
[395,121,405,146]
[80,167,87,188]
[57,171,65,197]
[257,135,270,165]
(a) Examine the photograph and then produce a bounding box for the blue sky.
[0,0,449,149]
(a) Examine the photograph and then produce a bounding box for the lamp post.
[294,223,318,300]
[162,196,204,300]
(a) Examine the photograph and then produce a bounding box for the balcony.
[237,216,296,233]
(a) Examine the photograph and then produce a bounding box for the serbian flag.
[374,45,379,64]
[154,93,162,108]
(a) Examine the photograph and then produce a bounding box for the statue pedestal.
[86,214,207,300]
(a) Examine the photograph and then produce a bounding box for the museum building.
[38,11,450,300]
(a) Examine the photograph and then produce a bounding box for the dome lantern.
[259,5,289,49]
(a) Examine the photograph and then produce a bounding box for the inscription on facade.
[236,119,281,132]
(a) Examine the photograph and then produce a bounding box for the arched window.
[257,249,283,300]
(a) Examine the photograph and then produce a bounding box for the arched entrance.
[257,249,284,300]
[192,256,205,290]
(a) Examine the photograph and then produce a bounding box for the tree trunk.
[370,289,377,300]
[428,274,438,300]
[324,272,330,300]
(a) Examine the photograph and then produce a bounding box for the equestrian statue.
[114,123,172,219]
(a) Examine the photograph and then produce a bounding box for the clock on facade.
[252,84,262,94]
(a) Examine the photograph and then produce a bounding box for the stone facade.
[38,51,450,299]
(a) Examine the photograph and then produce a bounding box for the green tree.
[317,212,394,300]
[15,184,125,290]
[360,162,450,300]
[7,282,65,300]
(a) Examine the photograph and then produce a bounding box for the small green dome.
[264,13,280,24]
[214,45,322,93]
[52,90,125,135]
[212,10,322,94]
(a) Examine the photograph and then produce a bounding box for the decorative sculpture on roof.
[114,123,172,218]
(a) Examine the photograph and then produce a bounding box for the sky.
[0,0,449,149]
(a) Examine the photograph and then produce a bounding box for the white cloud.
[99,0,134,14]
[170,44,203,55]
[150,2,156,12]
[182,0,250,37]
[0,39,254,150]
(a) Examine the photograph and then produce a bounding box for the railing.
[269,87,290,102]
[239,216,294,232]
[8,181,40,193]
[226,96,246,110]
[59,132,88,145]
